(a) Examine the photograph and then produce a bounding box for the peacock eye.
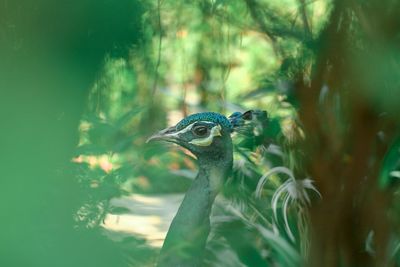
[192,125,209,137]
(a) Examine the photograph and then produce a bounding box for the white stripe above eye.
[168,121,215,137]
[161,121,220,146]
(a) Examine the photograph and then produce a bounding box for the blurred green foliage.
[1,0,400,266]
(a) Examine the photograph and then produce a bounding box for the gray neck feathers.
[157,141,233,267]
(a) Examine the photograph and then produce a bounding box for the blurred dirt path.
[102,194,184,247]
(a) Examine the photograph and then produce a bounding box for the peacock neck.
[157,148,233,267]
[197,147,233,197]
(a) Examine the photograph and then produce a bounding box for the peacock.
[147,110,266,267]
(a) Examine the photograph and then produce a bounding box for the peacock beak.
[146,126,178,143]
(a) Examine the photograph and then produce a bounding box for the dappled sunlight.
[73,155,118,173]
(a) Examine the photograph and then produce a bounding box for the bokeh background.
[1,0,400,266]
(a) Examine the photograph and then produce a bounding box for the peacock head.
[147,112,234,159]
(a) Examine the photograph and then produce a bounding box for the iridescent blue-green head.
[147,112,233,160]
